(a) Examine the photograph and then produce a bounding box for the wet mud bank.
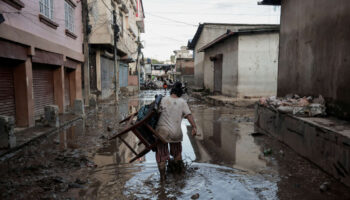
[0,90,350,199]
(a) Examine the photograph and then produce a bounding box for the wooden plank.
[133,128,151,148]
[110,111,156,140]
[126,113,135,126]
[129,148,150,163]
[118,136,138,155]
[145,124,167,144]
[119,112,138,124]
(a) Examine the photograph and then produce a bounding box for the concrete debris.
[191,193,200,199]
[259,94,326,117]
[263,148,272,156]
[320,181,330,192]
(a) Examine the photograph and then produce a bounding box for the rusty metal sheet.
[0,66,15,117]
[32,65,55,118]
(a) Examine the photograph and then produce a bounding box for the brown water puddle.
[1,90,350,200]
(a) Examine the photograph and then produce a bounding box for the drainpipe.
[82,0,90,106]
[113,10,120,102]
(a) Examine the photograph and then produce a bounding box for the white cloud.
[142,0,280,61]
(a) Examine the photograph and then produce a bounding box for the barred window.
[64,1,74,32]
[39,0,53,19]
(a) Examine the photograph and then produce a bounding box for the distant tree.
[151,58,164,64]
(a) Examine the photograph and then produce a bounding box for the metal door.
[32,65,54,118]
[101,56,115,99]
[119,62,128,87]
[214,54,223,93]
[64,69,70,110]
[0,66,15,117]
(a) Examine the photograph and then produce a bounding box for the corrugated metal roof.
[258,0,281,5]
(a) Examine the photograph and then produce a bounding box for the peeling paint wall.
[203,36,238,96]
[277,0,350,119]
[238,33,279,97]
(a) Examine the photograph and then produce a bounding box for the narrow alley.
[1,0,350,199]
[1,90,349,199]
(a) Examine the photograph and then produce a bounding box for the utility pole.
[113,10,120,102]
[82,0,90,106]
[135,37,141,91]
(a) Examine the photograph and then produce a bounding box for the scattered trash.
[259,94,327,117]
[320,182,330,192]
[191,193,200,199]
[279,150,284,156]
[263,148,272,156]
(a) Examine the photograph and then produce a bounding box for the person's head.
[170,81,184,97]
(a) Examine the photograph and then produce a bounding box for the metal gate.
[214,54,223,93]
[64,69,70,110]
[101,56,115,99]
[119,62,128,87]
[32,66,54,118]
[0,67,15,117]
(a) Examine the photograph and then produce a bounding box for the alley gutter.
[191,91,257,108]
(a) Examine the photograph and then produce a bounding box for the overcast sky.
[142,0,280,61]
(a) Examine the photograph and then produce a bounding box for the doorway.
[213,54,223,93]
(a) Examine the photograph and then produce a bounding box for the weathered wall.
[100,56,115,100]
[88,0,139,58]
[0,0,83,55]
[277,0,350,119]
[128,75,138,86]
[238,33,279,97]
[194,24,277,88]
[203,36,238,96]
[255,104,350,187]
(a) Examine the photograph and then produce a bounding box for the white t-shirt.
[156,96,191,143]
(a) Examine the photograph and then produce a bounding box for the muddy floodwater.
[1,90,350,200]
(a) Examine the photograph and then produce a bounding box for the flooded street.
[1,90,350,200]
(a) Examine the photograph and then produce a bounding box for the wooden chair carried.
[109,95,166,163]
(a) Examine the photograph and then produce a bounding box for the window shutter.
[50,0,53,19]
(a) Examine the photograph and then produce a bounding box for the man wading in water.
[156,82,197,181]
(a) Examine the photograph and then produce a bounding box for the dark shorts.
[156,142,182,163]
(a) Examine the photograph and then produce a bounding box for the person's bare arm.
[186,114,197,136]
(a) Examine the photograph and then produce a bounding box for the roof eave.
[257,0,281,6]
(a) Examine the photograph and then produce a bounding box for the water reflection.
[190,107,266,172]
[85,91,278,199]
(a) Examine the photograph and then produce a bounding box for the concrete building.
[151,64,175,81]
[88,0,144,99]
[173,46,192,61]
[188,23,279,88]
[175,58,194,84]
[173,46,194,84]
[255,0,350,187]
[198,28,279,97]
[0,0,83,127]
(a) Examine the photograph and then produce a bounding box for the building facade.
[88,0,144,99]
[175,58,194,84]
[173,46,194,84]
[188,23,278,88]
[0,0,83,127]
[274,0,350,120]
[199,28,279,97]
